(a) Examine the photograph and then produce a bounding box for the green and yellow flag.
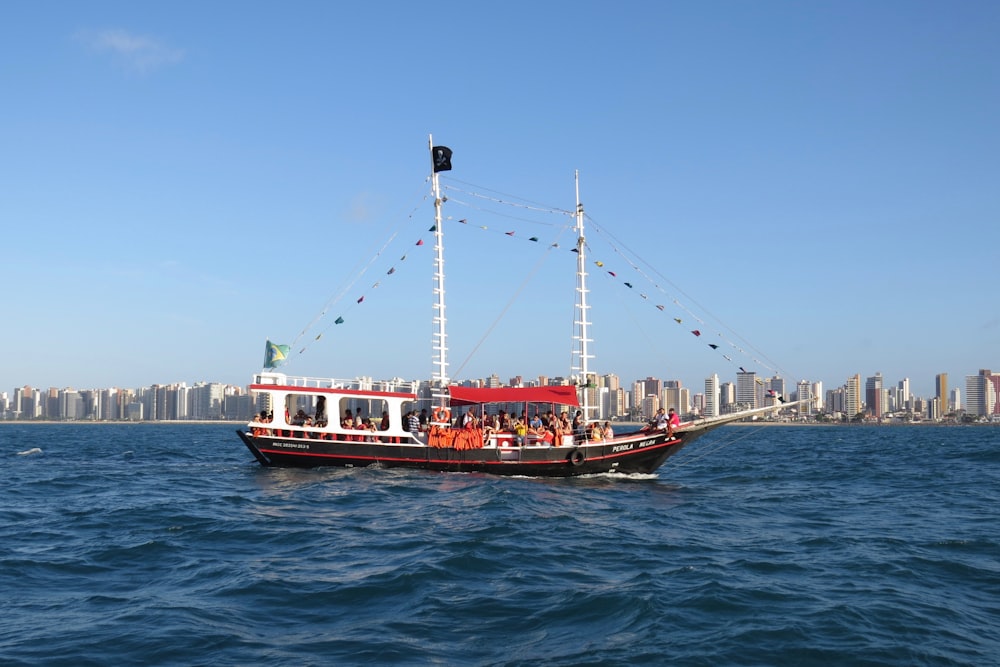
[263,339,290,369]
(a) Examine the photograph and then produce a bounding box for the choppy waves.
[2,424,999,665]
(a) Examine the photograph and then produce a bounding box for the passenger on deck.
[548,419,564,447]
[603,421,614,439]
[530,413,542,430]
[380,411,391,442]
[513,418,528,446]
[406,410,420,435]
[419,408,429,431]
[645,407,667,432]
[482,412,499,440]
[667,408,680,438]
[314,397,327,427]
[587,421,603,441]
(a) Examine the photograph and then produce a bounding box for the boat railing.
[253,372,421,394]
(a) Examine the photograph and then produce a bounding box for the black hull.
[236,425,719,477]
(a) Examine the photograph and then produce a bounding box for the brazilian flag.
[264,339,290,369]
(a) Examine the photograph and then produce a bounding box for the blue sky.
[2,1,998,399]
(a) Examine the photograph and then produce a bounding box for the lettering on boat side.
[613,438,657,453]
[277,441,310,450]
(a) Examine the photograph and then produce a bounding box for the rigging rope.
[271,173,792,390]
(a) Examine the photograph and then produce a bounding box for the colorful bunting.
[291,184,778,381]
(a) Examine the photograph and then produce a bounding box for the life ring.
[569,448,585,466]
[432,407,451,423]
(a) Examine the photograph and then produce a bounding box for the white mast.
[571,170,595,422]
[429,135,450,416]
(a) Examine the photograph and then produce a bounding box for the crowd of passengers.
[249,401,620,446]
[455,408,615,446]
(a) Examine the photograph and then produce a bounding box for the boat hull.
[236,425,719,477]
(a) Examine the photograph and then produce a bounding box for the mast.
[571,170,595,422]
[429,135,450,416]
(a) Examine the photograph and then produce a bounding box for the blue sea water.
[2,423,998,666]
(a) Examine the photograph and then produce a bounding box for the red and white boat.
[236,139,790,476]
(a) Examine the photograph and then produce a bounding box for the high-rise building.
[640,394,660,420]
[661,386,688,414]
[845,374,862,418]
[736,371,757,409]
[897,378,910,406]
[797,380,814,415]
[965,370,999,417]
[950,388,961,412]
[866,372,884,418]
[768,376,787,402]
[936,373,948,415]
[637,376,662,399]
[720,382,735,412]
[704,374,720,418]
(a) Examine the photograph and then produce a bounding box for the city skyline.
[3,4,998,398]
[5,364,996,422]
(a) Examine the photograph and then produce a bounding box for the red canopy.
[448,385,580,407]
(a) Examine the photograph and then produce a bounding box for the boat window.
[337,397,389,428]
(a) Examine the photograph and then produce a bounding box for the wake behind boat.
[236,139,794,476]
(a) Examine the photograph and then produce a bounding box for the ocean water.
[2,423,998,666]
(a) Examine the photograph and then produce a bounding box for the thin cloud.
[78,28,184,73]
